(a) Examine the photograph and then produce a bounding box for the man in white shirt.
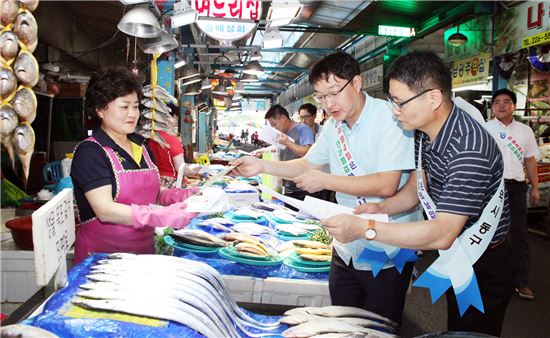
[486,88,540,300]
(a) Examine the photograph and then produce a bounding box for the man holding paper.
[322,51,514,336]
[232,52,419,327]
[251,104,315,202]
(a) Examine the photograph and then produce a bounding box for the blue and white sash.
[413,137,505,316]
[486,121,524,163]
[334,122,417,276]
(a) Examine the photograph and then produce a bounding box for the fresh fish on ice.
[11,86,36,123]
[232,222,274,236]
[13,51,39,87]
[279,313,395,333]
[282,319,369,337]
[276,223,309,236]
[171,229,228,247]
[284,306,397,329]
[273,209,298,222]
[73,298,221,338]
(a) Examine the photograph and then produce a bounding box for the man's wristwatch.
[364,219,377,240]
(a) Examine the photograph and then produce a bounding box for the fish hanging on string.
[11,85,36,123]
[0,103,18,168]
[13,50,39,87]
[0,30,19,65]
[12,122,34,187]
[13,9,37,52]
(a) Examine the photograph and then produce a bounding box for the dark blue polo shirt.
[71,128,155,223]
[416,104,510,245]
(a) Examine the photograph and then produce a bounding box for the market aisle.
[401,231,550,337]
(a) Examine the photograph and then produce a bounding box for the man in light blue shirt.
[232,52,419,326]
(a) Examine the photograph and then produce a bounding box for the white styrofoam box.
[260,277,331,307]
[226,191,260,208]
[221,275,258,303]
[1,238,74,303]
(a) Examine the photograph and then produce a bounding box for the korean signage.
[450,53,490,88]
[494,1,550,56]
[193,0,262,41]
[32,189,75,286]
[361,64,383,90]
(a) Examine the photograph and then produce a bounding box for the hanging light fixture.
[243,60,264,76]
[171,0,198,29]
[183,82,201,95]
[118,7,161,38]
[448,25,468,47]
[262,27,284,49]
[201,78,213,90]
[240,73,259,82]
[212,81,229,96]
[266,0,303,27]
[180,64,200,79]
[143,30,178,54]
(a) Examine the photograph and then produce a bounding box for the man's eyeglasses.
[298,114,313,120]
[313,78,353,103]
[387,88,435,110]
[493,100,514,105]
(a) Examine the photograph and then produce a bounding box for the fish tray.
[283,257,331,273]
[164,235,220,253]
[218,246,283,266]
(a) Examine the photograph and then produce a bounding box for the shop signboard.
[192,0,262,42]
[444,16,491,62]
[362,64,383,91]
[450,53,490,88]
[494,1,550,56]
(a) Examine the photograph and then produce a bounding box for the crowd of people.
[69,49,541,336]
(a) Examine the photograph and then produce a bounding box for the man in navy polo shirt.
[321,50,515,336]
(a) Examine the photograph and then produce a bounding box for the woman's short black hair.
[85,67,142,127]
[309,52,360,85]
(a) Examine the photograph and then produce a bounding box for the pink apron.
[73,137,160,264]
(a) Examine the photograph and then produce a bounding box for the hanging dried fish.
[0,103,17,168]
[19,0,39,12]
[0,0,19,27]
[12,122,34,186]
[13,9,37,52]
[0,30,19,64]
[13,50,38,87]
[0,65,16,100]
[11,85,36,123]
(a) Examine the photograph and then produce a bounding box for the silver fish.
[171,229,228,247]
[12,122,35,185]
[284,306,397,329]
[142,108,177,127]
[142,84,178,106]
[14,51,39,87]
[0,104,17,168]
[138,120,177,136]
[282,319,369,338]
[73,298,220,338]
[0,66,16,100]
[197,220,232,232]
[232,222,274,236]
[141,97,171,114]
[19,0,39,12]
[13,10,38,52]
[135,128,170,148]
[0,30,18,64]
[280,314,395,334]
[0,324,58,338]
[0,0,18,26]
[11,86,36,123]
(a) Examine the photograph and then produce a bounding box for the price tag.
[32,189,75,286]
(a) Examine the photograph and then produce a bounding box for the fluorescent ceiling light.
[180,76,201,86]
[262,28,284,49]
[171,1,198,29]
[118,7,161,38]
[266,0,302,27]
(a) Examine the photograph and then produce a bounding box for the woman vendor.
[71,67,198,264]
